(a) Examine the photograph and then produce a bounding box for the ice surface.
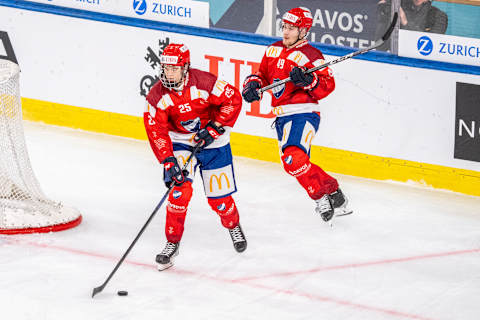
[1,121,479,320]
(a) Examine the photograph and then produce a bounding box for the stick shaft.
[91,145,200,298]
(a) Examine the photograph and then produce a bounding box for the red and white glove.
[162,156,187,188]
[194,121,226,149]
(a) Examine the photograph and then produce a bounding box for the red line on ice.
[233,248,480,282]
[6,237,473,320]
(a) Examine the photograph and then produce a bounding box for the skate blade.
[335,209,353,217]
[157,262,173,271]
[327,210,353,228]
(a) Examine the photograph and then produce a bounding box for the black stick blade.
[92,285,104,298]
[382,12,398,41]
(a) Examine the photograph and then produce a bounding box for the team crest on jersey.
[272,78,285,99]
[217,203,226,211]
[180,117,201,133]
[173,191,182,199]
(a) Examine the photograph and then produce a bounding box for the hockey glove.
[290,66,318,90]
[194,121,225,149]
[242,75,262,103]
[163,156,188,188]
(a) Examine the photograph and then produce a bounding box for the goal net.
[0,59,82,234]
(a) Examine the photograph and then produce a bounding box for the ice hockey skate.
[228,224,247,252]
[329,188,353,217]
[155,241,180,271]
[315,188,352,223]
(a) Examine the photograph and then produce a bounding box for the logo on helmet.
[283,12,299,24]
[161,55,179,64]
[133,0,147,16]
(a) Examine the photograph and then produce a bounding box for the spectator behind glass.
[375,0,448,51]
[400,0,448,33]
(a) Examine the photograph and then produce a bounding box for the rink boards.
[1,2,480,196]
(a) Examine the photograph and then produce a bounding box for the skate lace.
[229,226,245,243]
[161,242,177,255]
[315,195,332,214]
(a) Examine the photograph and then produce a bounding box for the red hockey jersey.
[255,40,335,116]
[144,68,242,163]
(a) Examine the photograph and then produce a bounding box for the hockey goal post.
[0,59,82,234]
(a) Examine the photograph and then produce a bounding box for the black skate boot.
[315,194,335,222]
[155,241,180,271]
[228,224,247,253]
[329,188,352,217]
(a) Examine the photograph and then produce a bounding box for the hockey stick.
[258,12,398,94]
[91,144,202,298]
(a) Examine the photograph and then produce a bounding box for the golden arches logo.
[215,80,227,93]
[176,154,194,173]
[272,107,284,116]
[293,52,303,64]
[209,173,230,192]
[267,46,280,57]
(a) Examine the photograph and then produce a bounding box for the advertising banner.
[27,0,209,27]
[455,82,480,162]
[276,0,379,49]
[211,0,379,49]
[398,29,480,66]
[1,5,480,173]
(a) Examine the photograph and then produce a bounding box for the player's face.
[282,23,300,47]
[162,64,184,83]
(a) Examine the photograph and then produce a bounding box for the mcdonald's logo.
[266,46,281,58]
[272,107,284,116]
[209,173,230,192]
[176,154,194,172]
[293,52,302,64]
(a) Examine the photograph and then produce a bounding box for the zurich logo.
[284,155,293,165]
[133,0,147,15]
[417,36,433,56]
[217,203,226,211]
[173,191,182,199]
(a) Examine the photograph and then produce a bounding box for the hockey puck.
[117,290,128,296]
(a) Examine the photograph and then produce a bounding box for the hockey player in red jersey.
[144,43,246,270]
[242,7,351,222]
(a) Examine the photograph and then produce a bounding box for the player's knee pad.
[207,196,237,217]
[281,146,311,178]
[208,196,239,228]
[167,181,193,214]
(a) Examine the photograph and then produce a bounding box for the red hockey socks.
[165,181,193,243]
[207,196,240,229]
[281,146,338,200]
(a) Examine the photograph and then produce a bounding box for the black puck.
[117,290,128,296]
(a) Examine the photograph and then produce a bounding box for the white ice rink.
[1,121,480,320]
